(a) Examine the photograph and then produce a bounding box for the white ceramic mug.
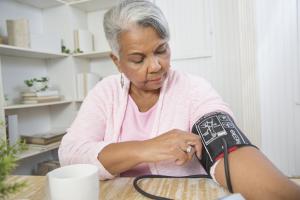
[47,164,99,200]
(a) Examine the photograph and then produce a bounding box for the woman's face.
[111,25,171,92]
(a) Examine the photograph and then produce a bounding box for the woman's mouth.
[149,77,162,82]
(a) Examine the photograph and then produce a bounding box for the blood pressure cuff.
[191,111,256,175]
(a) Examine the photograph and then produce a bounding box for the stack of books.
[21,129,66,145]
[21,90,61,104]
[35,160,60,175]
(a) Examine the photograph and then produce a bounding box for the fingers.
[174,147,188,165]
[175,143,197,165]
[184,134,202,159]
[187,140,202,159]
[185,145,196,161]
[148,129,203,164]
[169,130,203,163]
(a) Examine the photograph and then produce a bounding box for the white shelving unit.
[73,51,110,59]
[0,44,68,59]
[15,0,118,11]
[297,0,300,105]
[74,99,84,103]
[17,142,61,160]
[15,0,65,9]
[69,0,118,12]
[0,0,117,174]
[4,100,73,110]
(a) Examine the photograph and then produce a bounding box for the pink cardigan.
[58,69,233,180]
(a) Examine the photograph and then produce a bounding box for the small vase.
[33,81,48,92]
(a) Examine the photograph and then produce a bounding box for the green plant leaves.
[0,140,28,199]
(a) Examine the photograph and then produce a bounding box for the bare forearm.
[98,141,146,176]
[97,129,203,176]
[214,147,300,200]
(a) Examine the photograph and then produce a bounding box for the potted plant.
[0,120,27,199]
[24,77,49,92]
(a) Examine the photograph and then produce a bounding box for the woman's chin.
[147,79,165,90]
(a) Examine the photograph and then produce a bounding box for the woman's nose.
[148,56,161,73]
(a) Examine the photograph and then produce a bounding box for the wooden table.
[6,176,230,200]
[6,176,300,200]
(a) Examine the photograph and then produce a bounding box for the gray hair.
[103,0,170,57]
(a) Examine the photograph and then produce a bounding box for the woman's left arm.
[188,77,300,199]
[214,146,300,200]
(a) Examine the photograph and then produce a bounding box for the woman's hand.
[142,129,202,165]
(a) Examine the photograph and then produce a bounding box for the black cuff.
[192,112,256,174]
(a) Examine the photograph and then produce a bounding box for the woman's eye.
[129,55,144,64]
[156,48,167,54]
[132,59,144,64]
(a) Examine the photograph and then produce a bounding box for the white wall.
[88,9,110,53]
[87,9,119,77]
[0,0,43,36]
[155,0,212,60]
[160,0,251,140]
[256,0,300,176]
[297,0,300,105]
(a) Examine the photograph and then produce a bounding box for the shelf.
[72,51,110,59]
[69,0,118,12]
[17,141,61,160]
[0,44,68,59]
[4,100,73,110]
[74,99,84,103]
[15,0,65,9]
[14,0,118,11]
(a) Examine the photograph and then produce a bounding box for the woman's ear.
[110,53,122,73]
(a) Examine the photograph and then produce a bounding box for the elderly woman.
[59,0,300,199]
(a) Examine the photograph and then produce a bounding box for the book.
[76,73,100,100]
[23,95,60,100]
[5,115,19,146]
[23,95,61,101]
[74,29,94,52]
[22,96,61,104]
[35,160,60,175]
[21,90,59,97]
[6,19,30,48]
[21,130,66,145]
[27,141,61,150]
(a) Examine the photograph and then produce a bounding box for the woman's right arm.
[98,129,202,176]
[58,82,115,180]
[59,83,201,179]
